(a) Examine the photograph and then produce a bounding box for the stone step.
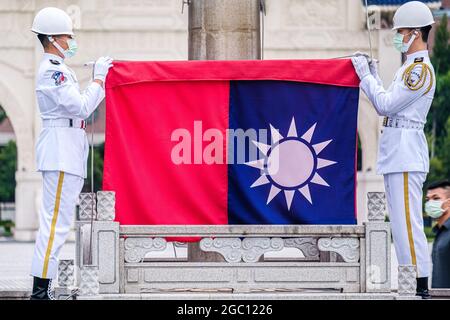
[76,292,420,300]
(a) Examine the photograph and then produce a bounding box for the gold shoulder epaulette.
[402,61,433,95]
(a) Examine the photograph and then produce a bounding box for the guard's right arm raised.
[37,69,105,119]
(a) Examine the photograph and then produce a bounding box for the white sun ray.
[284,190,295,210]
[298,185,313,204]
[301,123,317,143]
[245,117,337,210]
[245,159,265,169]
[267,185,281,204]
[313,139,333,155]
[310,172,330,187]
[287,117,298,137]
[251,175,270,188]
[317,158,337,169]
[270,124,283,144]
[252,140,271,156]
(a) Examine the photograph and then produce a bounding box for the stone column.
[188,0,261,60]
[13,171,42,241]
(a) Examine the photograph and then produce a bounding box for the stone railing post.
[397,265,417,296]
[75,192,120,294]
[54,259,76,300]
[364,192,391,292]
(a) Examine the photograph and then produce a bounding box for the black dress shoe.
[416,277,432,300]
[30,277,55,300]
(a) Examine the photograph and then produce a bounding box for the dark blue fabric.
[363,0,436,6]
[228,80,359,225]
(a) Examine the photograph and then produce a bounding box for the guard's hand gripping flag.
[103,60,360,227]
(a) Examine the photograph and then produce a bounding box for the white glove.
[353,51,370,59]
[93,56,114,82]
[351,56,371,81]
[369,58,383,86]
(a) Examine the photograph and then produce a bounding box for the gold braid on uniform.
[402,62,433,95]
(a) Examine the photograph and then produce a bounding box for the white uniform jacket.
[35,53,104,178]
[360,50,436,175]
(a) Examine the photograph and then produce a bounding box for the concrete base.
[76,292,420,300]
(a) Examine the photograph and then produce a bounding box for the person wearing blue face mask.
[351,1,436,299]
[425,180,450,289]
[29,7,113,299]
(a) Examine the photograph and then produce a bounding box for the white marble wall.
[0,0,396,240]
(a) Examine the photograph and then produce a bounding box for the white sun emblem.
[245,117,337,210]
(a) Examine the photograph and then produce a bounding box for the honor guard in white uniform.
[352,1,435,299]
[29,7,113,299]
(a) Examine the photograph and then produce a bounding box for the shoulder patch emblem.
[414,57,424,63]
[51,71,66,86]
[402,62,433,95]
[49,59,60,65]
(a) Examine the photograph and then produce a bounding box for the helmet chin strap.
[404,31,418,53]
[47,36,66,59]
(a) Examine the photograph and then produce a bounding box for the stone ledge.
[77,292,420,300]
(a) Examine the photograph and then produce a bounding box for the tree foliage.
[426,14,450,187]
[0,140,17,202]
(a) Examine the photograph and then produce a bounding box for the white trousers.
[31,171,84,279]
[384,172,430,278]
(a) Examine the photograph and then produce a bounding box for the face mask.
[393,31,417,53]
[48,36,78,59]
[424,200,446,219]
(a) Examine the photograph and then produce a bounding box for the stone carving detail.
[367,192,387,221]
[283,238,319,259]
[79,266,99,296]
[398,265,417,295]
[78,193,96,221]
[58,259,74,287]
[124,238,167,263]
[96,191,115,221]
[200,238,284,263]
[317,238,360,263]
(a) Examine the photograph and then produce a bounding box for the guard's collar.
[43,53,64,64]
[406,50,429,62]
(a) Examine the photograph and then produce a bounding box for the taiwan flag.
[103,59,360,227]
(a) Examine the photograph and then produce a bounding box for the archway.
[0,78,41,241]
[0,105,16,236]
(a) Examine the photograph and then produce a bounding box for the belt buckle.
[382,117,388,127]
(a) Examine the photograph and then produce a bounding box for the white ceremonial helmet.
[31,7,74,35]
[392,1,435,30]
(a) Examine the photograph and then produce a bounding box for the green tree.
[426,14,450,187]
[441,116,450,177]
[83,142,104,193]
[432,14,450,75]
[0,106,6,124]
[0,140,17,202]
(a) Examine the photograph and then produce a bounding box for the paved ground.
[0,239,75,291]
[0,239,409,292]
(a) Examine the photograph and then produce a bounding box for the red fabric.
[106,59,359,89]
[104,81,229,226]
[104,59,360,229]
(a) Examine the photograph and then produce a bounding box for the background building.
[0,0,443,240]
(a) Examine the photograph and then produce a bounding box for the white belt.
[382,117,424,130]
[42,118,86,129]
